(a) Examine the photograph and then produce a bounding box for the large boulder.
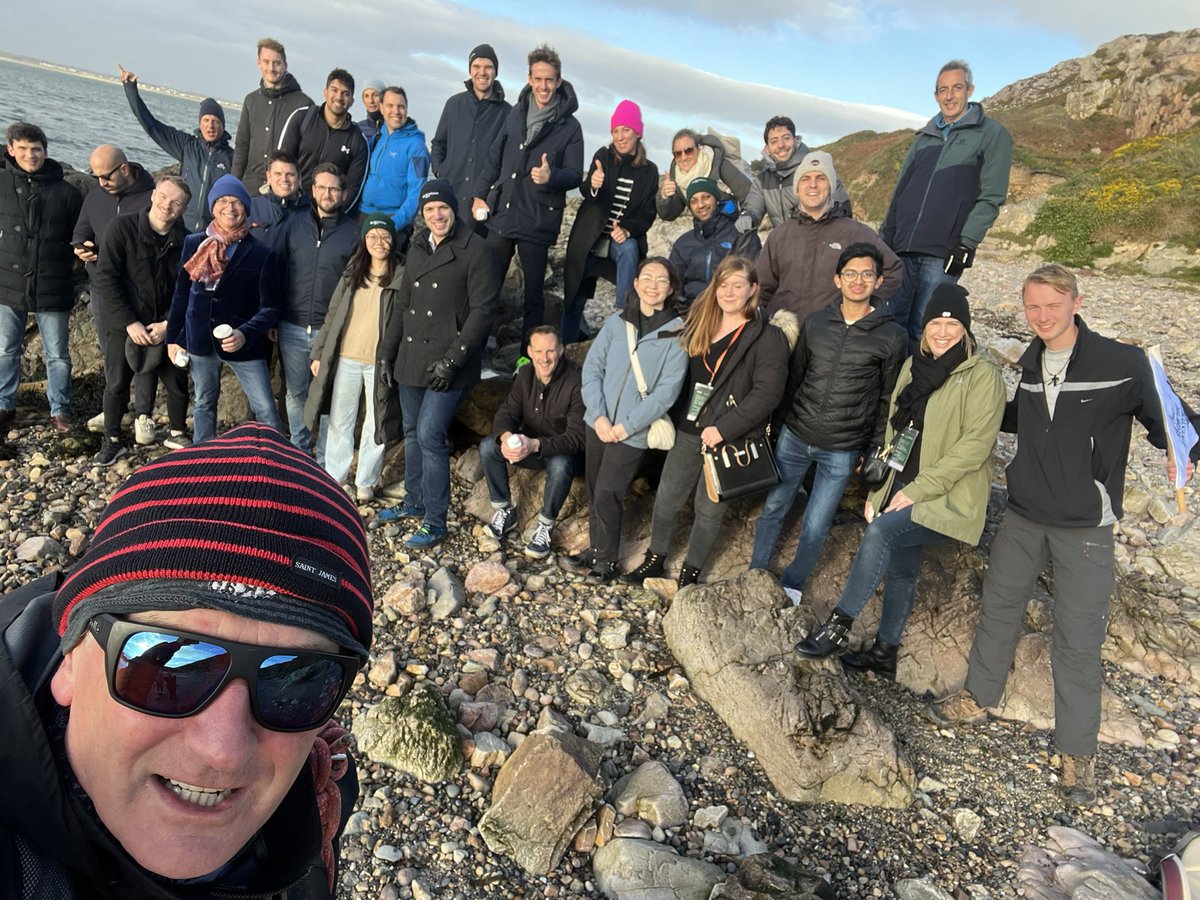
[352,684,463,783]
[663,569,915,808]
[592,838,724,900]
[478,730,606,875]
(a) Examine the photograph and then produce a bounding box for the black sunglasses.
[88,613,360,733]
[92,163,125,182]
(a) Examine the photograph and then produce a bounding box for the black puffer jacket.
[781,302,907,451]
[0,574,349,899]
[233,73,313,195]
[0,154,83,313]
[92,209,187,334]
[475,81,584,246]
[72,162,156,281]
[379,220,500,389]
[430,81,511,223]
[273,210,359,328]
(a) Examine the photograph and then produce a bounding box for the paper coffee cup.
[173,350,190,368]
[212,324,233,341]
[474,208,489,222]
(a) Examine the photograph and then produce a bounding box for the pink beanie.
[610,100,643,138]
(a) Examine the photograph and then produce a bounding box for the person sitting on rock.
[793,285,1004,680]
[750,242,907,605]
[565,256,688,584]
[927,264,1200,806]
[668,178,760,307]
[624,255,794,589]
[560,99,659,343]
[480,325,585,559]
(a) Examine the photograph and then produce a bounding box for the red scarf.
[183,219,250,287]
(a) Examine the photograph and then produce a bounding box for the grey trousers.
[965,508,1115,756]
[648,430,728,571]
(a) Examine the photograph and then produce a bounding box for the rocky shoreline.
[3,255,1198,898]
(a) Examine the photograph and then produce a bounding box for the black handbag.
[702,430,781,503]
[859,445,890,487]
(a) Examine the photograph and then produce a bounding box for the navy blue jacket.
[475,81,584,246]
[124,81,233,231]
[249,192,311,248]
[273,209,359,328]
[430,81,510,223]
[167,231,280,361]
[668,213,760,304]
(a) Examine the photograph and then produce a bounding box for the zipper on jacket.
[904,131,957,253]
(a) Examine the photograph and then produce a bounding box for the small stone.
[599,620,631,650]
[693,805,728,830]
[613,818,653,839]
[382,576,427,616]
[373,844,403,862]
[465,560,511,595]
[952,807,983,842]
[16,536,61,561]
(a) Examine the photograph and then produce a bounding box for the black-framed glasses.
[88,613,360,732]
[93,163,125,183]
[839,270,878,282]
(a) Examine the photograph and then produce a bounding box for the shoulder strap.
[625,321,649,398]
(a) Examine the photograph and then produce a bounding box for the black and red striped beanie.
[53,423,373,659]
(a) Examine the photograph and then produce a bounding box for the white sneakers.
[134,415,157,446]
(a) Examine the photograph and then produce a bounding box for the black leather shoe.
[794,610,854,659]
[842,638,898,679]
[587,560,619,585]
[677,564,701,588]
[559,548,596,576]
[622,551,665,584]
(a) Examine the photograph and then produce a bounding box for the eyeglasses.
[637,275,671,286]
[88,613,360,733]
[364,233,393,244]
[673,146,697,159]
[93,163,125,183]
[839,270,878,282]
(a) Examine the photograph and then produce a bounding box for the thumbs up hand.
[589,159,604,192]
[661,173,676,200]
[531,152,551,186]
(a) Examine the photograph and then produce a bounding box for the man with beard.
[233,38,312,195]
[748,115,850,229]
[278,69,368,207]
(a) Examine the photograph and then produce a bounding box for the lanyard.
[702,321,747,384]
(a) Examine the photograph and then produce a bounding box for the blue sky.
[4,1,1197,165]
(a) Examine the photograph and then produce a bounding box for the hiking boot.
[94,439,127,467]
[1060,754,1097,806]
[677,564,701,588]
[842,638,899,679]
[404,523,446,549]
[163,430,192,450]
[794,610,854,659]
[587,560,619,585]
[134,414,157,445]
[486,505,519,539]
[925,688,988,727]
[377,501,425,523]
[525,522,553,559]
[559,548,597,576]
[621,551,665,584]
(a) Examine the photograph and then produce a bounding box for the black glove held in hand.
[943,244,975,277]
[377,360,395,390]
[426,357,458,392]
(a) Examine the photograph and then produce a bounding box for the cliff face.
[989,29,1200,139]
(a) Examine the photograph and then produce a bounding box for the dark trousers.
[479,434,578,524]
[584,426,646,564]
[647,430,728,571]
[485,233,551,339]
[102,331,187,440]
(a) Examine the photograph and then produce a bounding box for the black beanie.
[922,283,972,335]
[53,423,373,659]
[419,178,458,213]
[469,43,498,70]
[198,97,226,127]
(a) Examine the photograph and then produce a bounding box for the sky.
[5,0,1197,164]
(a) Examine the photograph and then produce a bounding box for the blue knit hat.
[207,174,251,214]
[198,98,225,126]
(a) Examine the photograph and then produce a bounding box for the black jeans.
[584,426,646,565]
[102,330,188,439]
[647,430,727,571]
[485,233,551,340]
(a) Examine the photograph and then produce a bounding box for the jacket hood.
[794,195,851,224]
[760,143,807,177]
[620,299,682,334]
[769,308,801,351]
[2,152,67,182]
[515,78,580,121]
[259,71,303,98]
[461,79,507,103]
[693,210,738,239]
[121,162,156,197]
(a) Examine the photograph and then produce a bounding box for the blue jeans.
[560,238,639,343]
[277,320,326,458]
[0,306,71,415]
[834,505,946,644]
[480,434,578,524]
[750,427,857,591]
[889,253,959,349]
[398,384,467,529]
[190,352,281,444]
[325,359,385,490]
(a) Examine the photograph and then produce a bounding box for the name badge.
[686,382,715,422]
[887,425,919,471]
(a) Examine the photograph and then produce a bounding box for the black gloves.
[426,357,458,392]
[943,244,976,278]
[377,360,395,390]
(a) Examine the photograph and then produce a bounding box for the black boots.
[841,638,898,678]
[622,551,665,584]
[677,564,701,588]
[793,610,854,659]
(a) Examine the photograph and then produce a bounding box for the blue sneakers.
[377,501,426,523]
[404,523,447,549]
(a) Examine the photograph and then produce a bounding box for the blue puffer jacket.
[360,120,430,231]
[273,210,359,328]
[124,81,233,231]
[167,231,280,361]
[581,304,687,450]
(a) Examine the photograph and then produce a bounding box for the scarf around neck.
[184,219,250,288]
[673,144,715,194]
[891,342,967,433]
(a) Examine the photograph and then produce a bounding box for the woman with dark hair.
[561,100,659,343]
[794,284,1004,677]
[624,255,794,587]
[568,256,688,584]
[304,214,403,502]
